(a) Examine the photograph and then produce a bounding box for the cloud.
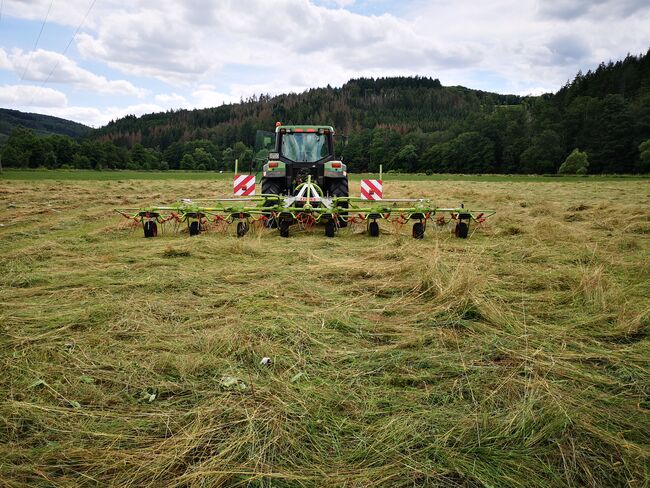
[537,0,650,20]
[40,103,167,128]
[191,89,238,109]
[0,48,147,97]
[0,84,68,108]
[154,92,189,106]
[1,0,649,124]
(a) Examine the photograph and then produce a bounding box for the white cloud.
[0,84,68,108]
[0,48,147,97]
[155,92,189,106]
[191,89,238,109]
[1,0,649,125]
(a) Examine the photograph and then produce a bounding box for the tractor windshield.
[281,133,330,162]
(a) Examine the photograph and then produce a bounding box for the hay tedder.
[116,124,495,239]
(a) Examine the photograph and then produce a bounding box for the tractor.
[261,124,348,201]
[116,123,495,240]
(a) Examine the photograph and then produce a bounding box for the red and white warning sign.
[233,174,255,196]
[360,179,383,200]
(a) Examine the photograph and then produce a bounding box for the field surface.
[1,173,649,487]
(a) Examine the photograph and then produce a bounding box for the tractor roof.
[275,125,335,134]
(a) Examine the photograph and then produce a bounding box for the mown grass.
[0,177,649,487]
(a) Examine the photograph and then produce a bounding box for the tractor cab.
[262,124,348,198]
[279,127,333,163]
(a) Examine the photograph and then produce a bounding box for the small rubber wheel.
[237,221,249,238]
[412,222,425,239]
[189,221,201,236]
[325,220,336,238]
[368,221,380,237]
[144,221,157,238]
[455,222,469,238]
[279,219,290,238]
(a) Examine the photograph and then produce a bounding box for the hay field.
[1,175,649,487]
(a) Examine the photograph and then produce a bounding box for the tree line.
[1,50,649,174]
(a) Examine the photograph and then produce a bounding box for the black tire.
[412,222,425,239]
[327,178,349,228]
[144,221,157,238]
[455,222,469,238]
[189,221,201,236]
[261,178,283,196]
[262,178,283,228]
[325,220,336,238]
[279,219,290,238]
[237,221,249,238]
[368,221,380,237]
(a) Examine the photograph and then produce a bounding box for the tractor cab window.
[281,133,330,162]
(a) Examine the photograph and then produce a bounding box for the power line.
[28,0,97,107]
[41,0,97,86]
[21,0,55,81]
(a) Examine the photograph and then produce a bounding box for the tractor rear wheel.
[189,221,201,236]
[455,222,468,238]
[261,178,283,196]
[262,178,283,228]
[327,178,349,228]
[144,221,157,238]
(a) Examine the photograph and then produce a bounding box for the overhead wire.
[41,0,97,85]
[21,0,55,81]
[28,0,97,107]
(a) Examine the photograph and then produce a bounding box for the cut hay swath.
[116,174,494,239]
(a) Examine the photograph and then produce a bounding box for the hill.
[1,49,649,173]
[0,108,90,145]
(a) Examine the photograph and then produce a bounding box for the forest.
[1,50,649,174]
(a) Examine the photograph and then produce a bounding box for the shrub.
[558,148,589,175]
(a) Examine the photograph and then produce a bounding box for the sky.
[0,0,648,127]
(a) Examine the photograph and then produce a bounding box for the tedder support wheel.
[368,221,380,237]
[279,219,290,238]
[412,222,425,239]
[325,220,336,238]
[144,221,158,238]
[237,221,249,238]
[189,221,201,236]
[455,222,469,238]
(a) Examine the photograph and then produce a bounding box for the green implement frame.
[116,191,494,240]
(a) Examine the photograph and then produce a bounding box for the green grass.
[2,168,648,182]
[1,177,649,486]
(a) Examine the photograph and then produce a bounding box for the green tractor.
[261,124,349,202]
